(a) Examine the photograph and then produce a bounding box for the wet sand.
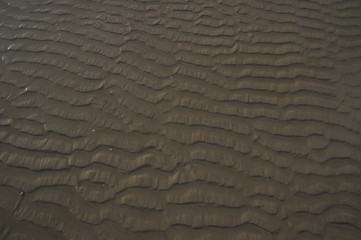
[0,0,361,239]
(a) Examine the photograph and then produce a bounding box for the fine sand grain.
[0,0,361,239]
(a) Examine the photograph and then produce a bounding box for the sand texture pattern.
[0,0,361,239]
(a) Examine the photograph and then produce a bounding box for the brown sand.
[0,0,361,239]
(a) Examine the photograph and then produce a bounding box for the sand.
[0,0,361,239]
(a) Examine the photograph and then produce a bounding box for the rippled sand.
[0,0,361,239]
